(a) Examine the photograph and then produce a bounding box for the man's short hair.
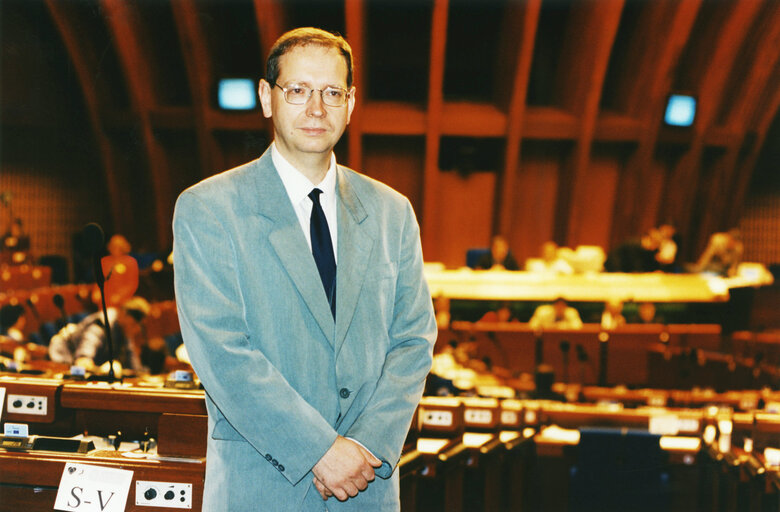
[266,27,354,88]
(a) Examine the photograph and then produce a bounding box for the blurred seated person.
[1,218,31,265]
[525,241,574,275]
[693,229,743,277]
[0,304,26,342]
[655,223,679,272]
[48,296,151,373]
[433,295,451,329]
[529,297,583,330]
[636,301,664,324]
[478,301,518,323]
[102,234,140,307]
[429,339,508,393]
[140,336,171,375]
[600,298,626,330]
[605,228,662,273]
[476,235,519,271]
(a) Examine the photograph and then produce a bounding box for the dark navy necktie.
[309,188,336,317]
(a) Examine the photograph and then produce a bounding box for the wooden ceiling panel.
[364,0,432,104]
[0,0,778,265]
[281,0,345,36]
[526,0,571,107]
[134,0,192,107]
[718,1,780,129]
[443,0,507,103]
[199,0,262,80]
[50,0,131,111]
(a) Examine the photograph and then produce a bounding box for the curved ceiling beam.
[100,0,174,249]
[611,0,702,247]
[727,63,780,227]
[560,0,624,247]
[345,0,366,171]
[421,0,449,258]
[43,0,128,236]
[697,3,780,239]
[496,0,541,238]
[662,0,763,250]
[254,0,284,61]
[171,0,219,178]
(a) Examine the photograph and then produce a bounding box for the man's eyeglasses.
[273,83,351,107]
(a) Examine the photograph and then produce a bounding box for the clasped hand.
[312,436,382,501]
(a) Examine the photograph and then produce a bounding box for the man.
[475,234,519,270]
[528,297,583,331]
[48,296,149,373]
[173,28,436,511]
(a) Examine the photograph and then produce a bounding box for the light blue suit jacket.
[172,148,437,511]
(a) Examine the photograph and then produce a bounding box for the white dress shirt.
[271,144,338,263]
[271,144,376,460]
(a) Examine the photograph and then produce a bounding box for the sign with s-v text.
[54,462,133,512]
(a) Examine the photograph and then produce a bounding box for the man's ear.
[258,79,273,119]
[345,86,356,125]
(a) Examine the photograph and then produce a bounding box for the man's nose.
[305,90,326,116]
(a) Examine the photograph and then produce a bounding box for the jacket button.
[272,459,278,466]
[278,464,285,472]
[265,454,272,461]
[339,388,351,399]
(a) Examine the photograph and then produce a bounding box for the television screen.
[664,94,696,127]
[218,78,257,111]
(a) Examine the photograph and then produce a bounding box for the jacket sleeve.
[344,199,437,478]
[173,190,337,486]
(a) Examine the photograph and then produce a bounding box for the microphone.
[81,222,117,383]
[576,344,589,384]
[25,297,40,322]
[53,293,68,329]
[559,340,571,384]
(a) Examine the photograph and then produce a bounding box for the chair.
[569,428,671,512]
[465,248,490,269]
[38,255,69,284]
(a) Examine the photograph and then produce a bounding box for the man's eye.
[326,89,343,98]
[290,87,307,95]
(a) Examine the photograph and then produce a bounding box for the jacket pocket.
[211,417,246,441]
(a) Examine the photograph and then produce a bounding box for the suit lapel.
[335,167,374,352]
[249,150,336,346]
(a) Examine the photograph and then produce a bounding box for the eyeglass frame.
[271,82,353,107]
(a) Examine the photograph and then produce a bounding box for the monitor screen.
[664,94,696,127]
[217,78,257,111]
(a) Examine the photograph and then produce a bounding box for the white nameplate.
[649,415,679,436]
[4,422,27,437]
[464,408,493,425]
[54,462,133,512]
[501,410,519,425]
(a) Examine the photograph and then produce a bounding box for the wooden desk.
[1,372,208,510]
[426,268,729,302]
[0,448,204,512]
[447,322,722,386]
[425,264,773,303]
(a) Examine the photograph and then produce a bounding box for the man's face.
[554,300,567,318]
[259,45,355,166]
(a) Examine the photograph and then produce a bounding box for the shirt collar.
[271,143,337,206]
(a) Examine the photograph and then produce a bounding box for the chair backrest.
[569,427,670,512]
[465,248,490,268]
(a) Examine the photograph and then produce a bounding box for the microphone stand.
[94,260,118,384]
